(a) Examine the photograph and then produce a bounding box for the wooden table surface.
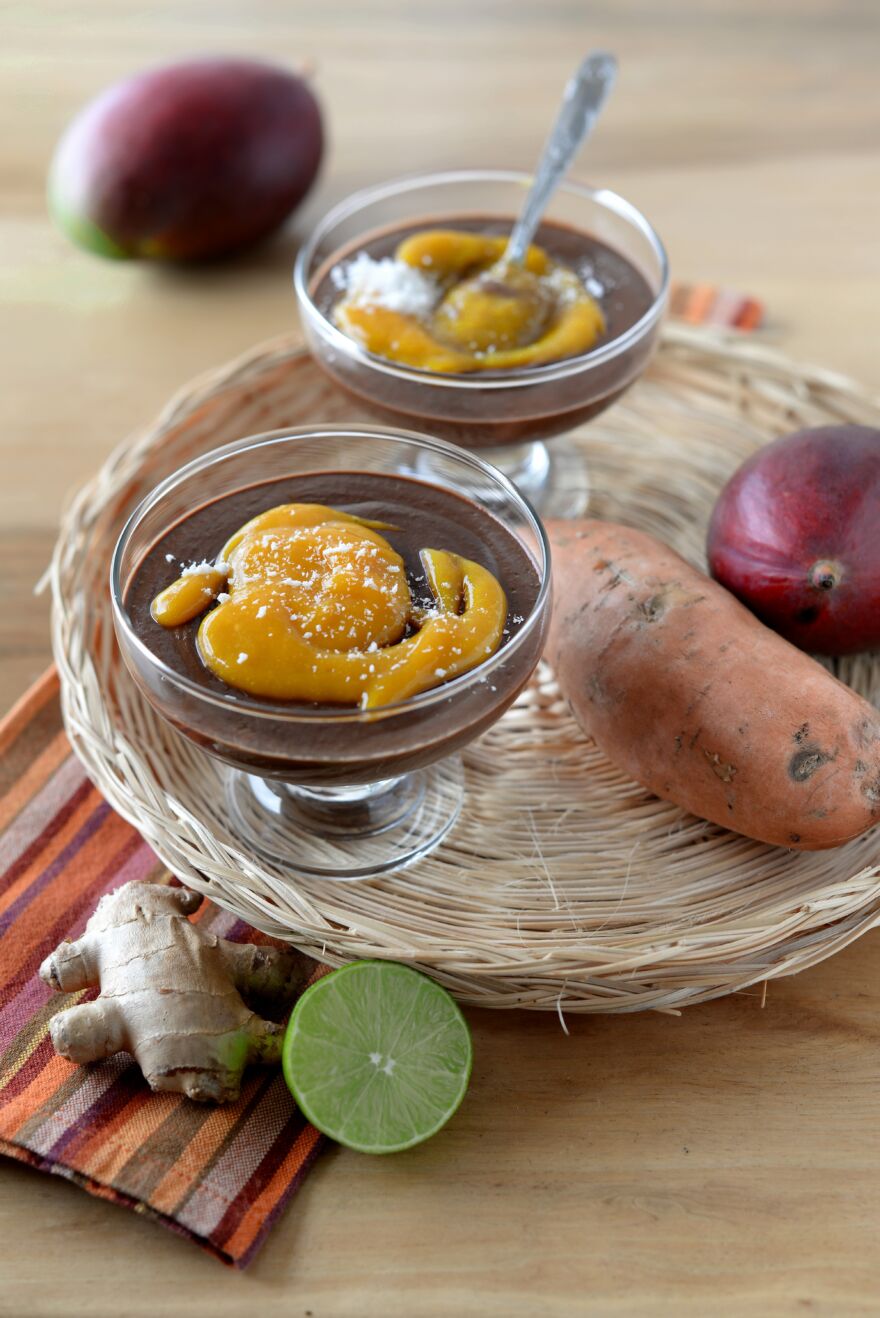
[2,2,879,1314]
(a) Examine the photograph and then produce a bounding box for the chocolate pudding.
[309,216,658,448]
[122,471,546,786]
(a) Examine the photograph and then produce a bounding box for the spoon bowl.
[432,262,554,353]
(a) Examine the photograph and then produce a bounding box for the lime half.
[282,960,472,1154]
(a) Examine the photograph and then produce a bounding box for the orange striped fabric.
[669,281,764,330]
[0,671,325,1267]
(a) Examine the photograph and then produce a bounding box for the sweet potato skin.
[546,519,880,850]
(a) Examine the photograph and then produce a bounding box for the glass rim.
[293,167,670,391]
[110,423,552,725]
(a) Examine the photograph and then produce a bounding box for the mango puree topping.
[151,503,507,709]
[333,230,605,373]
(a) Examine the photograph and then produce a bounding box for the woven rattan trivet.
[51,325,880,1013]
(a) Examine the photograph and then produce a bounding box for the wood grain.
[2,0,879,1313]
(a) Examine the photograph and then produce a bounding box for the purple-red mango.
[49,57,323,261]
[707,425,880,656]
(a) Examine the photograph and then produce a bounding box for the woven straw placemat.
[50,325,880,1014]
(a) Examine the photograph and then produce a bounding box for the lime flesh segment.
[283,961,472,1154]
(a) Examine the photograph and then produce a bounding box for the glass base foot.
[226,757,465,880]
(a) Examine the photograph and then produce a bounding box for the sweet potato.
[546,519,880,850]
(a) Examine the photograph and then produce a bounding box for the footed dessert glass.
[294,169,669,515]
[111,426,551,880]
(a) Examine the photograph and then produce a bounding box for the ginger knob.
[40,881,311,1103]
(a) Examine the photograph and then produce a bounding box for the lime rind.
[282,960,472,1155]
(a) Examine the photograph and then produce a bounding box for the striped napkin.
[0,669,324,1267]
[669,282,764,331]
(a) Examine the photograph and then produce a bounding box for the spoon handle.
[504,51,618,267]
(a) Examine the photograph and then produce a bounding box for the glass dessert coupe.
[294,169,669,516]
[111,425,551,880]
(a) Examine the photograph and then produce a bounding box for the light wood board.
[2,1,879,1313]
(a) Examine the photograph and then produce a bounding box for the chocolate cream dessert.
[309,217,657,448]
[122,471,545,786]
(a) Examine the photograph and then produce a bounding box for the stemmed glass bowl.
[111,425,551,880]
[294,169,668,514]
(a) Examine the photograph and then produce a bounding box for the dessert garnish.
[332,52,616,375]
[332,231,605,373]
[151,502,506,708]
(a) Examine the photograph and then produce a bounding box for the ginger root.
[39,881,310,1102]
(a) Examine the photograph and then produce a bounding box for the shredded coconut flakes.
[333,252,439,318]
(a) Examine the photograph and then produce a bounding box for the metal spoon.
[506,50,617,265]
[433,51,618,354]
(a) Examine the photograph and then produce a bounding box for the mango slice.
[333,229,605,373]
[151,503,507,709]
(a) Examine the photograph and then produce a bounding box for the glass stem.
[249,773,421,839]
[487,440,551,504]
